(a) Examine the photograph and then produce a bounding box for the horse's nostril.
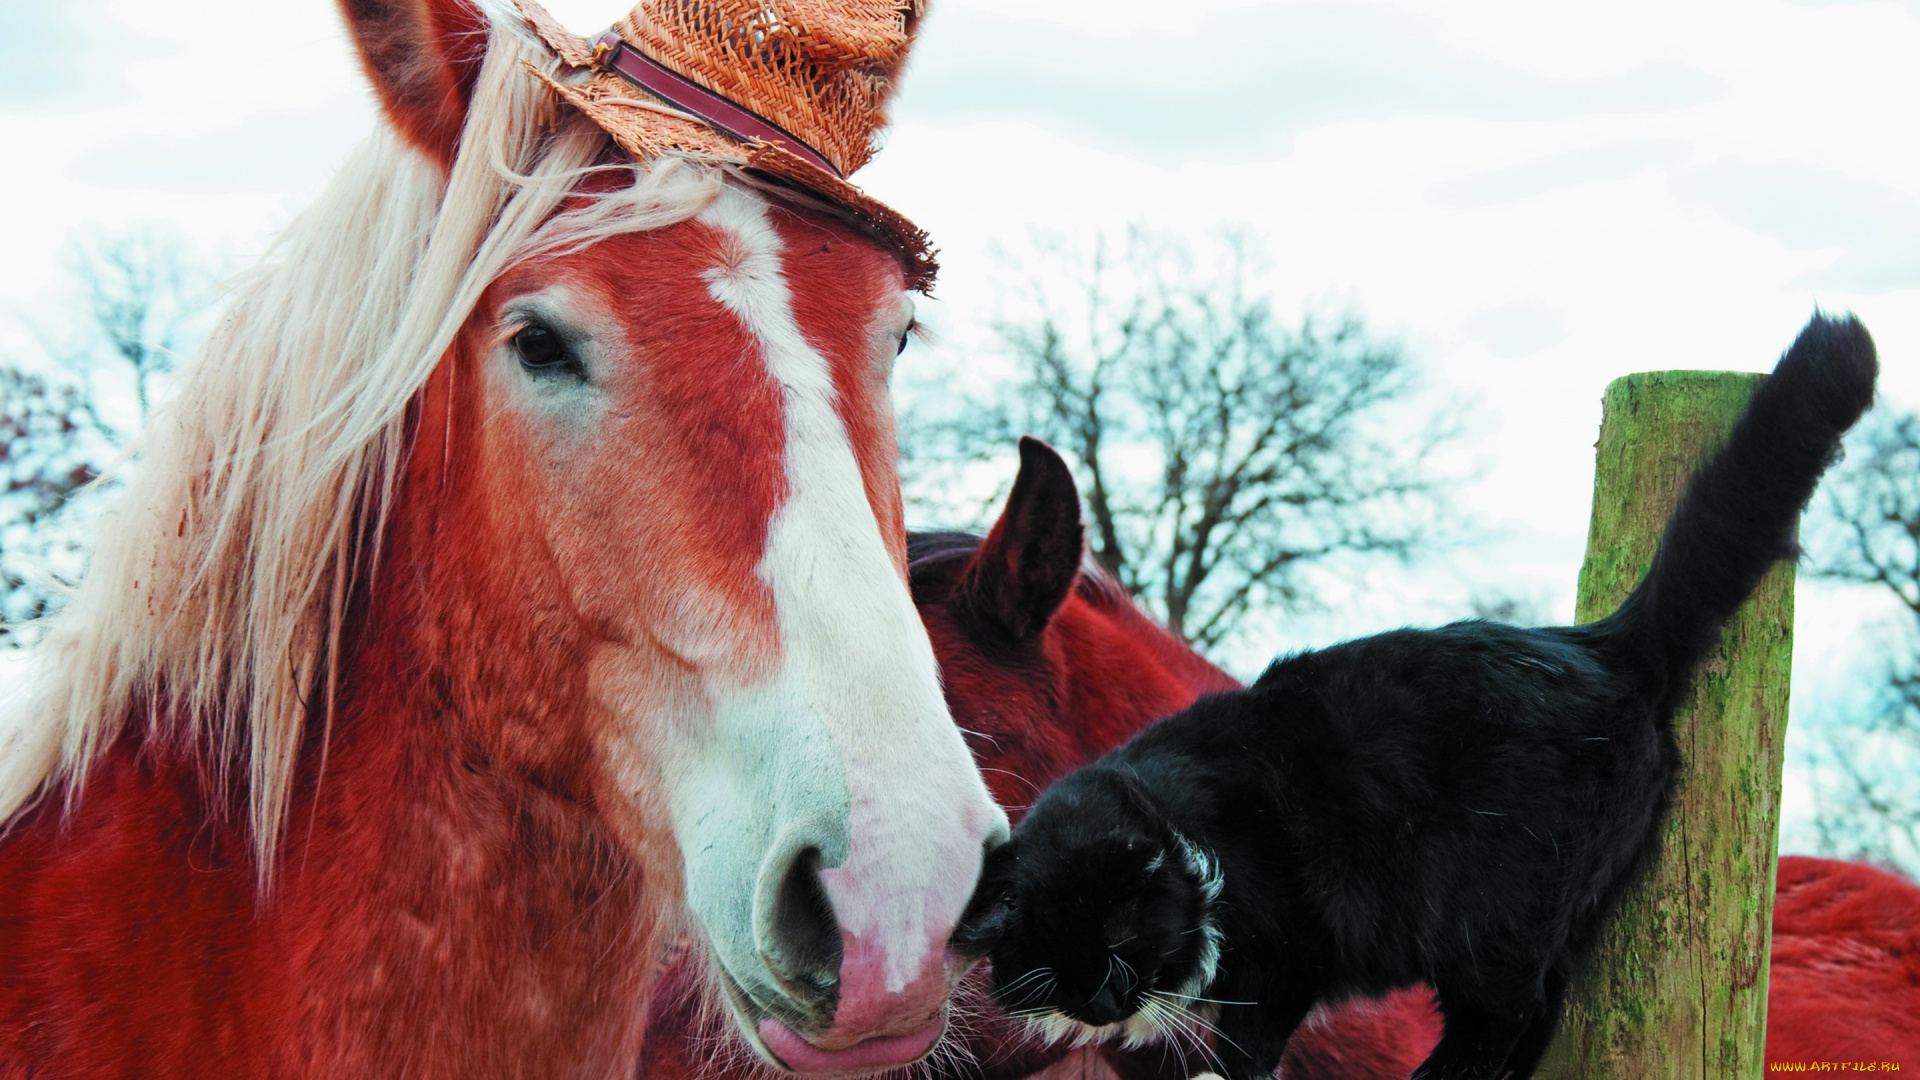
[766,847,842,1003]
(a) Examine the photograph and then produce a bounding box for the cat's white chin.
[1021,997,1221,1052]
[1021,1009,1155,1050]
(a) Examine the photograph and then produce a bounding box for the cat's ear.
[338,0,492,171]
[954,437,1086,643]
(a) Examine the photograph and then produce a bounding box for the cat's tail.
[1594,312,1877,701]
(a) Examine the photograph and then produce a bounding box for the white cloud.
[0,0,175,112]
[67,97,374,194]
[1675,160,1920,291]
[1427,138,1692,208]
[894,2,1721,165]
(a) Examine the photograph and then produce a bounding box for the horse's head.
[907,439,1240,818]
[340,1,1004,1070]
[639,439,1242,1078]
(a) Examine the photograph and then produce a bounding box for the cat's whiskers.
[1153,994,1240,1063]
[1119,990,1230,1073]
[1011,977,1227,1062]
[1147,995,1228,1072]
[997,965,1056,1008]
[1093,954,1117,1003]
[998,966,1050,996]
[1014,1005,1102,1048]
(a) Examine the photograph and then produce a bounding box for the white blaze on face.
[671,185,1007,1041]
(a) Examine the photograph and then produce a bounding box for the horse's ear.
[338,0,491,171]
[955,437,1086,643]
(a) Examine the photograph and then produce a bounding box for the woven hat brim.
[516,1,937,292]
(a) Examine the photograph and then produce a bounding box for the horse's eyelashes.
[513,323,581,377]
[896,318,924,357]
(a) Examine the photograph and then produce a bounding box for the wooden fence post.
[1537,371,1794,1079]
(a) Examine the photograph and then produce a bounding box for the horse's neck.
[8,549,663,1074]
[1056,598,1239,734]
[1107,604,1240,698]
[237,500,664,1071]
[285,703,656,1072]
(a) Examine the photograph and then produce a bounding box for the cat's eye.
[513,323,580,377]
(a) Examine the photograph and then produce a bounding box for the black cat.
[954,314,1878,1080]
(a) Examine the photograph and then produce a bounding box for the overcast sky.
[3,0,1917,854]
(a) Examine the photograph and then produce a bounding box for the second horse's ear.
[338,0,491,172]
[954,437,1086,643]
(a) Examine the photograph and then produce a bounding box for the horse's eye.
[513,323,577,375]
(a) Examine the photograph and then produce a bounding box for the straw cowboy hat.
[517,0,937,290]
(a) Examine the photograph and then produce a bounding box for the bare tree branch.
[1805,408,1920,868]
[903,227,1461,651]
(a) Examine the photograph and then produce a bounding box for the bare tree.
[903,229,1455,650]
[67,227,214,429]
[0,226,220,642]
[1807,410,1920,866]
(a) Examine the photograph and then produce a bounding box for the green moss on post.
[1537,372,1793,1079]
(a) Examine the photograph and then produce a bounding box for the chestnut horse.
[0,3,1003,1076]
[643,438,1920,1079]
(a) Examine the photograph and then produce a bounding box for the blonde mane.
[0,8,731,874]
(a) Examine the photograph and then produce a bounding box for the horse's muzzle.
[757,1011,948,1074]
